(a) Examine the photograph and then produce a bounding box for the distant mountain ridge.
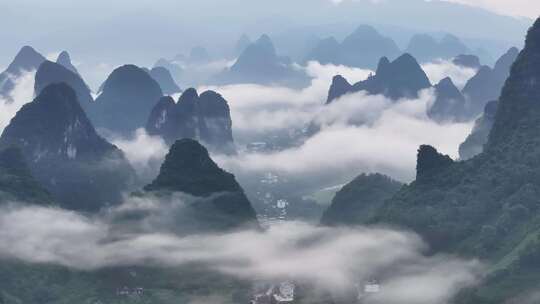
[462,47,520,116]
[305,25,401,69]
[326,53,431,103]
[154,58,184,85]
[405,33,470,63]
[212,34,311,88]
[326,47,518,123]
[147,66,182,95]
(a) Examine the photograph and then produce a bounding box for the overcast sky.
[444,0,539,18]
[0,0,533,69]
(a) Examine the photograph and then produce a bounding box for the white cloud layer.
[216,91,472,182]
[109,128,169,180]
[0,71,36,134]
[84,60,474,189]
[421,59,478,89]
[200,62,474,183]
[200,62,373,136]
[0,203,483,303]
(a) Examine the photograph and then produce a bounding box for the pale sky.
[445,0,540,18]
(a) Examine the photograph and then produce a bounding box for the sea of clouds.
[0,201,483,303]
[0,53,485,303]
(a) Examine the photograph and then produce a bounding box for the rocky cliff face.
[0,83,135,211]
[146,88,235,154]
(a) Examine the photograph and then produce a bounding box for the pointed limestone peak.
[144,138,241,196]
[416,145,454,180]
[6,45,46,73]
[56,50,79,75]
[326,75,353,104]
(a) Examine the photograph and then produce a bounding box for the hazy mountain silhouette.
[327,53,431,103]
[144,138,258,231]
[0,83,134,211]
[92,64,163,135]
[453,54,481,69]
[212,34,311,88]
[148,66,182,95]
[405,33,470,63]
[459,100,498,160]
[34,60,94,114]
[305,25,401,69]
[55,51,79,75]
[304,37,340,65]
[154,58,184,85]
[189,46,211,63]
[428,77,467,122]
[0,46,46,100]
[233,34,252,57]
[146,88,235,154]
[462,47,519,117]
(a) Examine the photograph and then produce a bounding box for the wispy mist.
[109,128,169,181]
[199,62,474,184]
[421,59,478,89]
[0,71,36,133]
[0,202,483,303]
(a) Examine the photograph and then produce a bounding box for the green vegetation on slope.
[321,18,540,303]
[320,173,403,226]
